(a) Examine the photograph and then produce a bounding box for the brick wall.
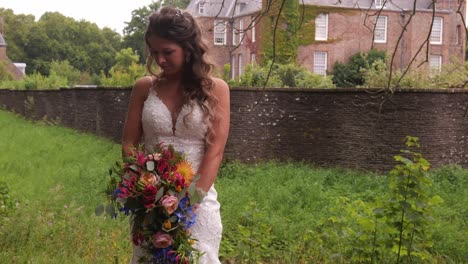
[1,87,467,172]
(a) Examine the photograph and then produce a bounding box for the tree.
[122,0,190,64]
[122,2,161,64]
[114,48,140,69]
[0,8,35,62]
[49,60,81,86]
[163,0,191,9]
[1,9,121,76]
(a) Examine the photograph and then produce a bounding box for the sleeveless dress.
[130,87,222,264]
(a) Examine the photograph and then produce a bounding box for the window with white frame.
[250,53,256,64]
[239,19,244,44]
[430,17,443,45]
[315,13,328,41]
[251,16,256,42]
[374,16,387,43]
[231,55,236,79]
[429,54,442,74]
[198,2,205,14]
[232,22,237,46]
[214,20,227,45]
[314,51,327,76]
[238,54,243,76]
[235,3,246,15]
[375,0,385,8]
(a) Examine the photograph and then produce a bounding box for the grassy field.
[0,110,466,263]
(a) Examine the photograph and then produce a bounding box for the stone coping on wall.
[229,87,468,93]
[1,86,468,93]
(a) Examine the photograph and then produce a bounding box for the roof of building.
[0,33,6,47]
[0,16,5,47]
[186,0,262,19]
[303,0,443,11]
[186,0,453,19]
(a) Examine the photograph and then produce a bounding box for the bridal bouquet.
[96,143,205,263]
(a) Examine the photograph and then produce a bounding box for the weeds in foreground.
[0,111,466,263]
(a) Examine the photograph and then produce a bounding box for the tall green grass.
[0,110,466,263]
[216,162,467,263]
[0,110,130,263]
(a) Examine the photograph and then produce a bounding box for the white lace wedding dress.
[130,87,222,264]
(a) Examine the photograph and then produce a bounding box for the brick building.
[186,0,466,78]
[302,0,466,75]
[186,0,261,79]
[0,17,23,80]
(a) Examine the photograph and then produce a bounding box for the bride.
[121,6,230,264]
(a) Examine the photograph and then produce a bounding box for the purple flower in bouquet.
[175,196,197,229]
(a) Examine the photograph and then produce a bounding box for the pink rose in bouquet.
[153,231,174,248]
[160,195,179,214]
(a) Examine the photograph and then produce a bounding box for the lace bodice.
[142,88,208,171]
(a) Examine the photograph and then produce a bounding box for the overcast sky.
[1,0,156,34]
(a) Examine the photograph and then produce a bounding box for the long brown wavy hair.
[144,6,218,142]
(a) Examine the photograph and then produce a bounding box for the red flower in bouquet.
[142,185,158,209]
[97,143,206,263]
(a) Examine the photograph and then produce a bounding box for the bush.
[0,61,14,82]
[227,62,335,88]
[0,72,69,90]
[332,49,386,88]
[100,62,146,87]
[360,59,468,89]
[50,60,81,87]
[311,137,443,263]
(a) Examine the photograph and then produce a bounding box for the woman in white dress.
[121,6,230,264]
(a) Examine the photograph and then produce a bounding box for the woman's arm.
[196,77,231,192]
[121,76,152,158]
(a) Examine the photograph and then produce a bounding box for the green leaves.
[310,136,443,263]
[387,136,440,263]
[105,203,115,216]
[94,204,104,216]
[155,187,165,203]
[146,161,155,171]
[94,203,116,217]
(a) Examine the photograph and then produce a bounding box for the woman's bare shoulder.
[210,77,229,95]
[132,76,154,99]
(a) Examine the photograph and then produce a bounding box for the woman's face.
[147,35,185,76]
